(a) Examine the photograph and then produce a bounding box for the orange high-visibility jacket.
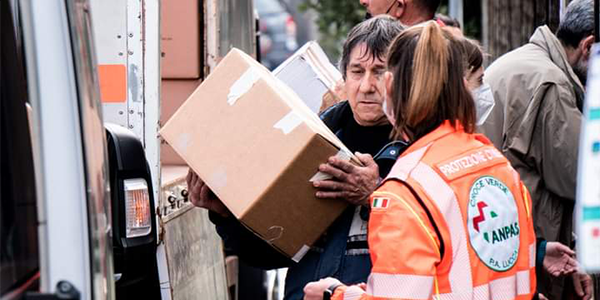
[332,121,536,300]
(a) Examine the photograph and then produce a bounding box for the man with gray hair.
[480,0,594,298]
[187,15,404,299]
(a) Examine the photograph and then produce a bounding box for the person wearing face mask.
[460,38,495,126]
[303,21,537,300]
[460,37,590,300]
[479,1,594,298]
[360,0,439,26]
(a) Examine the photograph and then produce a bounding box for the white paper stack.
[273,41,343,114]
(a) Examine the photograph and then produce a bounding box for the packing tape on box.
[309,149,353,182]
[292,245,310,263]
[273,111,302,134]
[176,133,192,152]
[228,68,261,105]
[209,168,228,190]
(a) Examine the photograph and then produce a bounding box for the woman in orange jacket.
[304,21,537,300]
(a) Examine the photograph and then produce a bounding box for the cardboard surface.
[161,0,200,79]
[274,41,343,113]
[161,79,202,165]
[160,48,351,259]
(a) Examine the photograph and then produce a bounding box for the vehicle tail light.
[285,16,297,37]
[285,16,298,51]
[124,178,151,238]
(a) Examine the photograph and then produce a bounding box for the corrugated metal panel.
[163,206,229,300]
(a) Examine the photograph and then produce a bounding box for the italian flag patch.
[372,197,390,209]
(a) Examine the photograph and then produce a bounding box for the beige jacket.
[481,25,584,247]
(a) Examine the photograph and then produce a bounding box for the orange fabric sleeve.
[370,186,441,270]
[332,181,443,300]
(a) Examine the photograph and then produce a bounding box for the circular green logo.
[467,176,520,272]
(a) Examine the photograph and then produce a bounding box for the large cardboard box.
[273,41,343,113]
[160,48,355,261]
[161,0,200,79]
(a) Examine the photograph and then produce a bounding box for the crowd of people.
[187,0,596,299]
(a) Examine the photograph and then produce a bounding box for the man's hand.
[543,242,577,277]
[312,152,379,206]
[572,270,593,300]
[186,169,230,217]
[303,277,342,300]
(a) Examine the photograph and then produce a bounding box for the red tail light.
[285,15,296,37]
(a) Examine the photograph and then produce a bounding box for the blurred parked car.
[255,0,299,70]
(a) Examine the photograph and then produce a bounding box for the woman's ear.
[384,71,394,99]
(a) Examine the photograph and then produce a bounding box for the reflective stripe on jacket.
[333,121,536,300]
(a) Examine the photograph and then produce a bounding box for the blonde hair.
[386,21,475,140]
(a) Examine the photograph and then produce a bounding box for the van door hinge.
[25,281,80,300]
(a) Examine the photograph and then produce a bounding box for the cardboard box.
[160,48,355,261]
[161,0,200,79]
[273,41,343,113]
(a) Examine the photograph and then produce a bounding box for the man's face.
[345,43,389,126]
[360,0,396,16]
[570,35,594,87]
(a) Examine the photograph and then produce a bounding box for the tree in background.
[299,0,457,62]
[299,0,366,62]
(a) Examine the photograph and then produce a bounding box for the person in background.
[187,16,404,300]
[359,0,439,26]
[304,20,537,300]
[334,0,441,102]
[479,0,594,298]
[435,13,460,27]
[460,37,494,125]
[436,13,463,37]
[460,37,586,299]
[332,0,440,102]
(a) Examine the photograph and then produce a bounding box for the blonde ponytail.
[386,20,476,141]
[406,21,448,127]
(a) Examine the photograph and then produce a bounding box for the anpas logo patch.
[467,176,520,272]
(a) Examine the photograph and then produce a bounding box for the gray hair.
[557,0,594,48]
[339,15,404,79]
